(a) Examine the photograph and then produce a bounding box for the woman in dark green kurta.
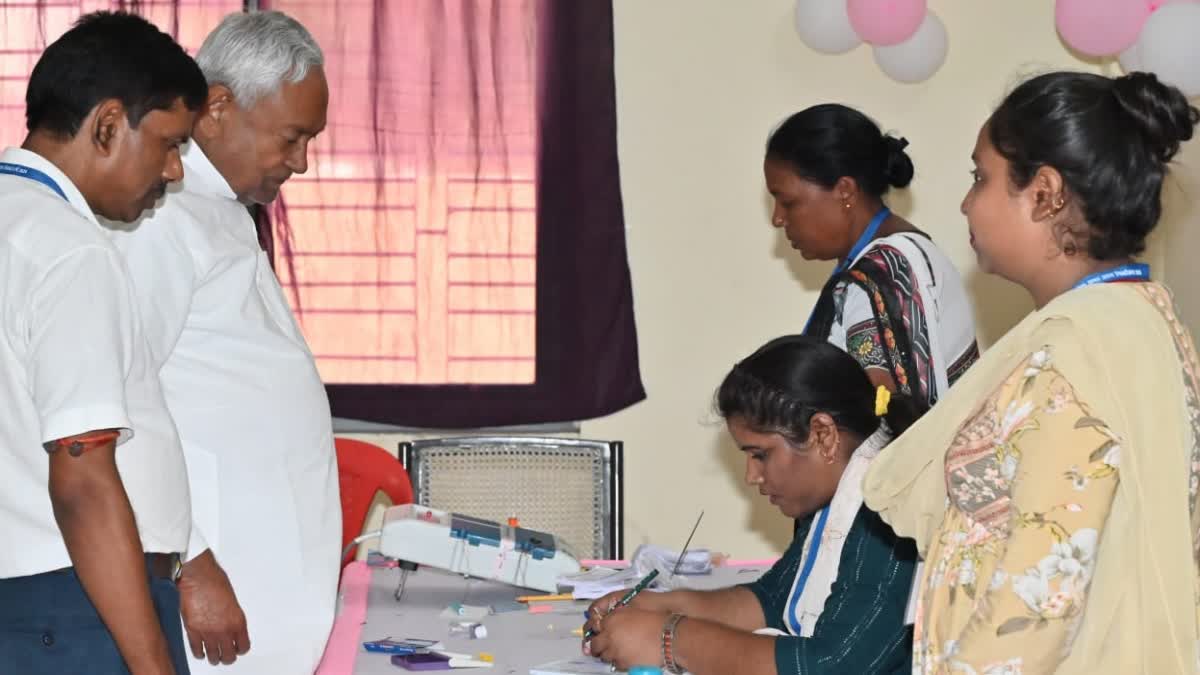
[743,507,914,673]
[583,336,920,674]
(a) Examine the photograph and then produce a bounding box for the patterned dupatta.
[805,234,955,409]
[864,283,1200,674]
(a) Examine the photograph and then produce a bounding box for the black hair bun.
[1112,72,1200,163]
[882,135,914,189]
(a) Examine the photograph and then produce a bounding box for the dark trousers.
[0,556,190,675]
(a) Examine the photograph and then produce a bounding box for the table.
[317,561,769,675]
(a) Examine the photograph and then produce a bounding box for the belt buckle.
[170,553,183,583]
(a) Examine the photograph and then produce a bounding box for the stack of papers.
[556,567,641,600]
[557,544,714,600]
[630,544,713,575]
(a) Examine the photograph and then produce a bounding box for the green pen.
[583,568,659,639]
[582,511,704,641]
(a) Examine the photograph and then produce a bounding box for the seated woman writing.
[583,335,920,674]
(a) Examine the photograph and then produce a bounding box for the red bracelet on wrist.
[661,613,686,674]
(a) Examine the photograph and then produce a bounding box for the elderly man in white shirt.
[111,11,339,674]
[0,12,207,675]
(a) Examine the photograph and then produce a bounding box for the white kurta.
[111,143,341,674]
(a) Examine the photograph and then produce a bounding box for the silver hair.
[196,11,324,107]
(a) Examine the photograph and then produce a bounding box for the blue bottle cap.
[628,667,663,675]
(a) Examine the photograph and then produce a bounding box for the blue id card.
[363,638,440,654]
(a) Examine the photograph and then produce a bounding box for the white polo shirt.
[0,147,191,578]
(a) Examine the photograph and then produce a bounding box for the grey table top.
[350,565,766,675]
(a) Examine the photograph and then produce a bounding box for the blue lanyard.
[0,162,67,202]
[803,207,890,333]
[786,505,830,634]
[1072,263,1150,288]
[834,207,890,275]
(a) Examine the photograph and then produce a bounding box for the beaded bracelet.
[660,613,686,674]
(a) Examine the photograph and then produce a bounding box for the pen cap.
[629,667,663,674]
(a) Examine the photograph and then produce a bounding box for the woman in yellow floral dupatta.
[863,71,1200,674]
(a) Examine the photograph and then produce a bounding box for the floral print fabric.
[913,347,1121,674]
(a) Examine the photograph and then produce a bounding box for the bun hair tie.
[875,385,891,417]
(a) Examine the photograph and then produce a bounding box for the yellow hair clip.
[875,385,891,417]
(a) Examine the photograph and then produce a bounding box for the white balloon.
[1136,2,1200,96]
[872,12,947,83]
[1123,0,1199,73]
[794,0,862,54]
[1118,43,1140,73]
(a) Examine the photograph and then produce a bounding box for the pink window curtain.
[263,0,645,428]
[0,1,241,149]
[261,0,539,387]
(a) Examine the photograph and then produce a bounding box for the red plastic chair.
[334,437,414,567]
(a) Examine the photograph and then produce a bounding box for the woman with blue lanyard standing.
[864,71,1200,673]
[583,336,920,674]
[765,104,979,408]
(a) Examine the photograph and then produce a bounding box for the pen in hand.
[581,510,704,641]
[582,568,659,639]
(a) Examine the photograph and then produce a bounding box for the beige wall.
[581,0,1196,559]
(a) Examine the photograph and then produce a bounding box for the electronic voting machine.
[379,504,582,592]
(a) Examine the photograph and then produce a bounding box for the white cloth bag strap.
[785,430,888,637]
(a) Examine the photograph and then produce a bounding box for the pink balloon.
[1055,0,1152,57]
[1149,0,1195,10]
[846,0,927,46]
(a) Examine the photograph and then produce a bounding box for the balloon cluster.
[1056,0,1200,96]
[793,0,946,84]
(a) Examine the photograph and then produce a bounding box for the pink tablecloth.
[314,558,778,674]
[315,562,372,675]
